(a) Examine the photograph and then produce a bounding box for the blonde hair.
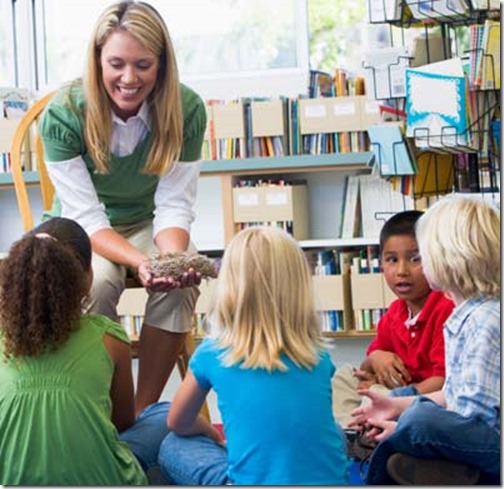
[209,226,322,371]
[416,194,500,300]
[83,1,182,175]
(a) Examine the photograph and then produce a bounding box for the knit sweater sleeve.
[39,85,87,162]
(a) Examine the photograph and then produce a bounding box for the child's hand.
[365,418,397,442]
[368,351,411,388]
[354,369,378,389]
[348,389,401,429]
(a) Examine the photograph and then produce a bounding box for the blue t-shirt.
[190,337,350,485]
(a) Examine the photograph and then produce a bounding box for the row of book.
[340,174,415,239]
[202,69,382,161]
[468,20,500,90]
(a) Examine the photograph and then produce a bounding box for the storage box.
[299,96,362,135]
[117,279,217,316]
[232,187,262,222]
[232,185,309,240]
[212,102,245,139]
[350,272,397,310]
[313,274,353,331]
[350,273,385,310]
[251,99,285,137]
[194,279,216,314]
[382,277,396,307]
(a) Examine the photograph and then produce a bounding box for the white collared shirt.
[45,102,200,238]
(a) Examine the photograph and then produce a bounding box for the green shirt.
[40,82,206,226]
[0,315,147,485]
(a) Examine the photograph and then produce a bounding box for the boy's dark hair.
[379,210,424,251]
[0,218,91,359]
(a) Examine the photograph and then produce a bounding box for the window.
[0,0,16,86]
[34,0,309,98]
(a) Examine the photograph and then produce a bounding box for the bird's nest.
[147,252,218,280]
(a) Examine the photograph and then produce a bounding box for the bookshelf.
[2,150,383,340]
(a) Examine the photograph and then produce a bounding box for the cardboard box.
[194,279,216,314]
[212,102,245,139]
[313,274,353,331]
[351,273,386,310]
[232,185,309,240]
[299,96,363,135]
[313,275,345,310]
[232,187,262,222]
[382,276,396,307]
[117,279,216,316]
[350,272,396,310]
[251,99,285,137]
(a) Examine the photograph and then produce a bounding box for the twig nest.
[148,252,218,280]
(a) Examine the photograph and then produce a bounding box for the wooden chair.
[10,91,209,419]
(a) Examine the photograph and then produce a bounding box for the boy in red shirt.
[333,210,454,428]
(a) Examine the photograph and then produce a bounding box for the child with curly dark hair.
[0,217,170,485]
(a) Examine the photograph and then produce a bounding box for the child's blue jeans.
[365,396,500,484]
[119,401,172,480]
[159,432,231,485]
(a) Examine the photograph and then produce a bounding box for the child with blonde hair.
[159,226,350,485]
[350,194,500,485]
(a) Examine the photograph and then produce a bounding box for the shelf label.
[333,103,356,116]
[304,104,327,118]
[265,191,288,206]
[237,192,259,206]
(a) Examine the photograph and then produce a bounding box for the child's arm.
[414,375,445,394]
[103,333,136,433]
[168,368,224,444]
[421,389,446,407]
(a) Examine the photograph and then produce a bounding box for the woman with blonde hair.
[159,226,350,485]
[40,1,207,414]
[350,194,500,485]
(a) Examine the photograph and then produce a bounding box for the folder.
[368,123,417,176]
[406,58,468,149]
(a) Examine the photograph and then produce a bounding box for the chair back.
[10,91,56,231]
[8,92,208,407]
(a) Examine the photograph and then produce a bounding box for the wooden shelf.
[322,330,376,339]
[201,152,375,176]
[1,152,374,188]
[194,331,376,343]
[298,237,379,248]
[0,171,39,187]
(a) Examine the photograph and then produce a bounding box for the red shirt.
[366,290,454,383]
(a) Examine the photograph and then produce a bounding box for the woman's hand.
[178,268,203,288]
[367,351,411,388]
[137,262,202,292]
